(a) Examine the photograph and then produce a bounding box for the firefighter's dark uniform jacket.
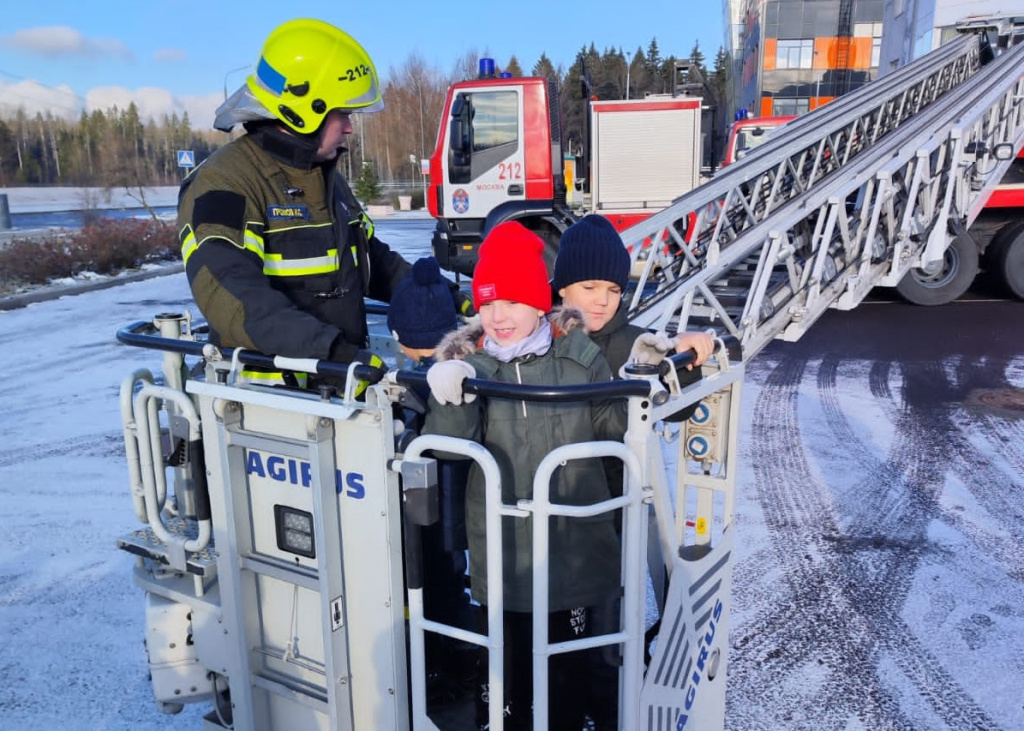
[423,307,626,613]
[178,123,410,365]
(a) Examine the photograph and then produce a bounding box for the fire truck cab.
[427,61,705,278]
[721,115,796,166]
[427,71,569,277]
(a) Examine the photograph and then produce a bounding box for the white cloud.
[153,48,186,63]
[87,85,172,118]
[86,86,222,130]
[182,93,224,132]
[0,80,221,131]
[1,25,133,61]
[0,79,83,120]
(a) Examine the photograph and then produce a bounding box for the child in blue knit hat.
[388,256,461,365]
[553,214,714,731]
[388,257,477,702]
[553,214,714,375]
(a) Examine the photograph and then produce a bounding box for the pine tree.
[688,41,708,84]
[532,53,558,81]
[645,39,662,81]
[353,161,382,204]
[504,56,524,78]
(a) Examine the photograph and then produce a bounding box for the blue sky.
[0,0,724,130]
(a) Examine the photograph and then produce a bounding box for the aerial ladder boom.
[624,28,1024,360]
[614,25,1023,730]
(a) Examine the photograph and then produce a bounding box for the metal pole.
[358,115,365,170]
[418,80,427,209]
[0,194,10,231]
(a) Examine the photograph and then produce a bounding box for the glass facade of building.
[732,0,886,119]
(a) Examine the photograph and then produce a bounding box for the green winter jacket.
[178,123,410,363]
[423,307,626,613]
[586,304,646,376]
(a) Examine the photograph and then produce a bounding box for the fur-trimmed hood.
[434,305,587,361]
[421,303,624,614]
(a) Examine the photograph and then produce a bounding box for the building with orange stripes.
[724,0,1012,122]
[729,0,884,120]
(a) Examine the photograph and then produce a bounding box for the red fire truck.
[720,114,1024,302]
[426,60,705,277]
[721,115,796,166]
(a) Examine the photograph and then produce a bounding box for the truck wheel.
[530,224,562,280]
[895,233,978,306]
[987,222,1024,300]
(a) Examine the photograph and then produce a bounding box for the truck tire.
[986,221,1024,300]
[528,222,562,280]
[895,233,978,306]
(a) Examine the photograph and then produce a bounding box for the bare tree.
[451,48,488,82]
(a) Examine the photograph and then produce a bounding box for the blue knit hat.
[388,257,459,349]
[553,214,630,291]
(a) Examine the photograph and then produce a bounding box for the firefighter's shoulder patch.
[194,190,246,231]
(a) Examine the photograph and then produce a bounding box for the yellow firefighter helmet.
[246,18,384,133]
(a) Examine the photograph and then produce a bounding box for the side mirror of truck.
[574,155,587,190]
[450,119,467,160]
[449,93,473,169]
[992,142,1015,161]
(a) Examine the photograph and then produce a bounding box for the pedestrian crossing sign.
[177,150,196,168]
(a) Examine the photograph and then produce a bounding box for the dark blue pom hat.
[388,257,459,349]
[553,214,631,291]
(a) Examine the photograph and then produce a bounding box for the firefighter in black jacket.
[179,18,467,384]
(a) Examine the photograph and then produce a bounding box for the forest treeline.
[0,39,727,192]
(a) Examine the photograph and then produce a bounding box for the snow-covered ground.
[1,186,180,214]
[0,220,432,730]
[0,205,1022,729]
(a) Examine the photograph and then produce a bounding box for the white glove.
[627,332,677,367]
[427,359,477,405]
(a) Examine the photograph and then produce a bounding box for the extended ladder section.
[624,28,1024,360]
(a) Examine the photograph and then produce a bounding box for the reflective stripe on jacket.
[177,125,409,364]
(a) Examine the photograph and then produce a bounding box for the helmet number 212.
[343,65,372,82]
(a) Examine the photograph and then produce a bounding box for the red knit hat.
[472,221,552,312]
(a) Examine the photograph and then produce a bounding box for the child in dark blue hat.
[388,256,461,366]
[554,214,714,375]
[388,257,477,702]
[553,214,715,731]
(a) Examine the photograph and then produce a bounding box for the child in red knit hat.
[423,220,673,730]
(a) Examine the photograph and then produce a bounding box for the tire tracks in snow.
[0,431,125,469]
[902,358,1024,581]
[727,355,999,730]
[817,356,1000,729]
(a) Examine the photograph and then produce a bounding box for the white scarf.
[483,318,552,363]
